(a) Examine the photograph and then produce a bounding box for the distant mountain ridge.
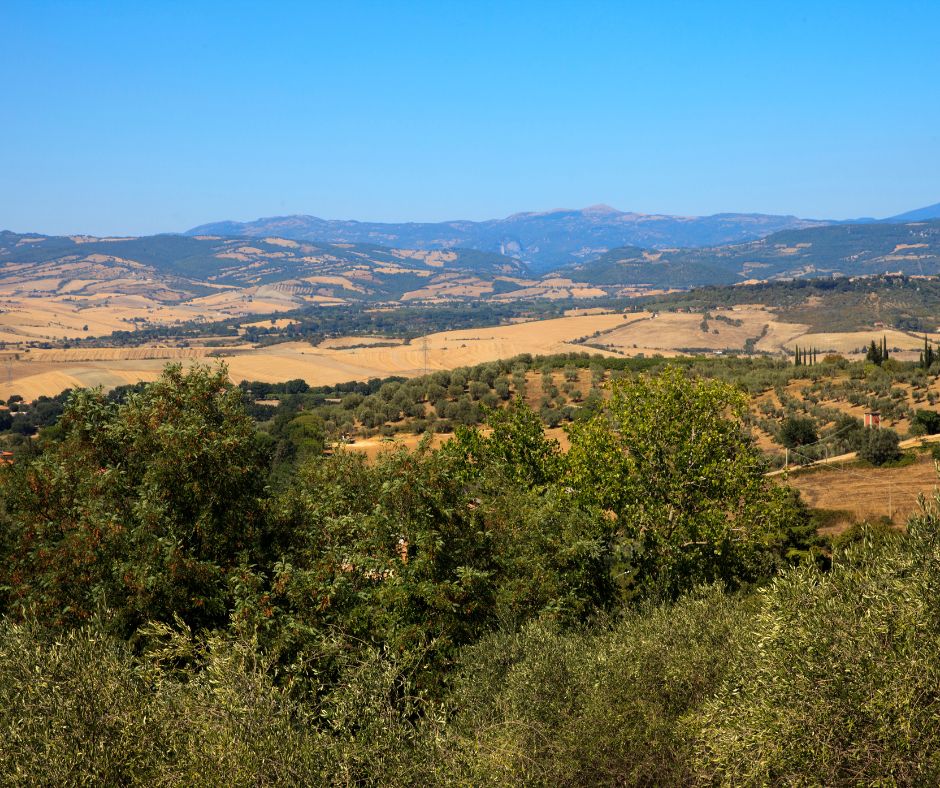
[564,219,940,289]
[885,202,940,223]
[5,216,940,312]
[0,231,528,305]
[187,206,830,272]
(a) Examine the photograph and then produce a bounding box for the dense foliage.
[0,362,936,783]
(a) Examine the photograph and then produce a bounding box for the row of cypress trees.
[920,334,936,369]
[866,336,890,365]
[793,345,819,366]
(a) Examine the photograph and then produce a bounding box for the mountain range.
[4,218,940,312]
[0,231,528,306]
[566,220,940,289]
[187,203,940,272]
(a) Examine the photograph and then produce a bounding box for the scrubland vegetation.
[1,360,939,784]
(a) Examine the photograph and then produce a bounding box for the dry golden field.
[785,451,940,529]
[591,305,811,355]
[4,297,934,401]
[0,290,303,346]
[782,329,940,361]
[0,313,629,400]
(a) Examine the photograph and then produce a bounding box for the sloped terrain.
[567,220,940,286]
[187,206,827,272]
[0,232,527,301]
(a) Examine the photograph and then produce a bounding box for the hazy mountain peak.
[581,203,621,214]
[185,202,938,273]
[187,208,828,272]
[887,202,940,223]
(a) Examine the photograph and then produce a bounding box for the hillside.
[886,202,940,222]
[187,206,828,272]
[639,275,940,333]
[0,231,527,302]
[6,223,940,351]
[566,219,940,286]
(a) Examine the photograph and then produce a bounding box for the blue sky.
[2,1,939,235]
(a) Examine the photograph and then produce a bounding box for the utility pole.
[421,335,430,376]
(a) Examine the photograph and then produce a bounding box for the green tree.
[0,364,269,632]
[565,366,809,599]
[778,415,818,450]
[912,409,940,436]
[920,335,935,370]
[858,427,901,466]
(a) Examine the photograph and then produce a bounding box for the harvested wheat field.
[224,313,631,387]
[0,313,631,399]
[0,346,225,401]
[316,336,407,349]
[595,306,808,354]
[785,330,940,361]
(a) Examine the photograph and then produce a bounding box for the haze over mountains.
[187,202,940,273]
[187,206,828,272]
[4,217,940,314]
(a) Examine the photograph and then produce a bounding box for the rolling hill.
[0,231,528,304]
[564,219,940,287]
[186,206,829,272]
[5,220,940,319]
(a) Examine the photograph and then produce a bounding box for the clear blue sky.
[3,1,939,235]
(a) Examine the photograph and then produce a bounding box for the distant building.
[864,411,881,429]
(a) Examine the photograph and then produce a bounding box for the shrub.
[694,504,940,784]
[778,415,818,449]
[859,428,902,466]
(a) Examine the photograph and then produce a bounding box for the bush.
[912,409,940,436]
[694,505,940,784]
[858,428,902,466]
[443,587,749,785]
[778,415,818,449]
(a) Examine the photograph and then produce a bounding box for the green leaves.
[0,363,270,633]
[567,366,808,599]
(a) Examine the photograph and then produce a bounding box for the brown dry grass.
[783,451,940,529]
[595,306,811,355]
[0,313,629,399]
